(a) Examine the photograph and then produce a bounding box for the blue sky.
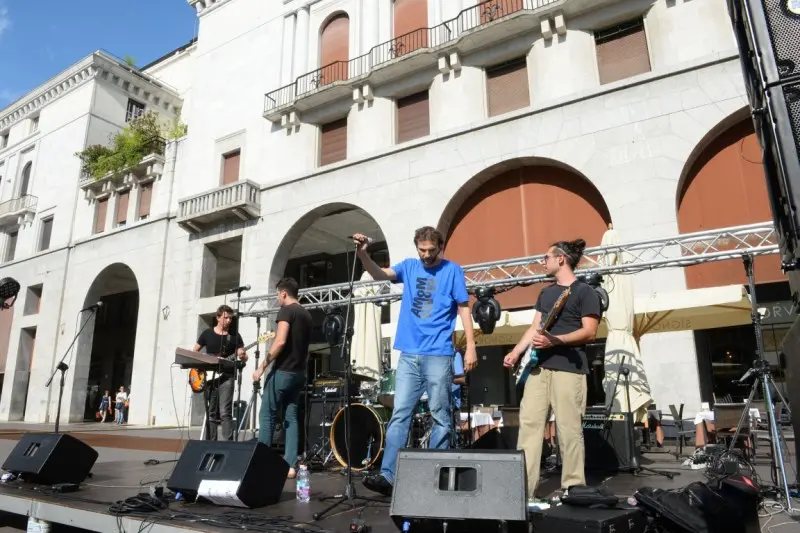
[0,0,198,108]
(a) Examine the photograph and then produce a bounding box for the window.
[222,150,241,185]
[94,198,108,234]
[39,217,53,251]
[320,118,347,166]
[30,116,39,134]
[126,99,145,123]
[1,134,7,149]
[485,57,530,117]
[393,0,428,55]
[397,91,430,143]
[5,231,17,262]
[138,183,152,220]
[18,162,32,197]
[595,19,651,85]
[116,191,130,227]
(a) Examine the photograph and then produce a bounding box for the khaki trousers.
[517,367,587,498]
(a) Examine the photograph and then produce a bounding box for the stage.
[0,424,792,532]
[0,423,729,533]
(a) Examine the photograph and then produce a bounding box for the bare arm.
[353,233,396,281]
[453,375,466,385]
[550,315,600,346]
[260,321,289,370]
[457,304,475,347]
[510,312,541,357]
[193,343,202,352]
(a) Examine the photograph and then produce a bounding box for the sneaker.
[363,474,393,497]
[527,497,550,511]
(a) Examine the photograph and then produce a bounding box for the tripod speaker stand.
[313,242,384,521]
[728,255,795,513]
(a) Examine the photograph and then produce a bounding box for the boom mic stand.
[728,255,794,512]
[237,316,263,441]
[46,306,100,433]
[313,242,384,521]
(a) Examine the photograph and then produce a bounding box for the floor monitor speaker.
[2,433,98,485]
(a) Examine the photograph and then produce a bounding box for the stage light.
[322,308,345,346]
[472,286,501,334]
[578,273,610,313]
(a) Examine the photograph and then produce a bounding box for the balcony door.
[18,163,31,198]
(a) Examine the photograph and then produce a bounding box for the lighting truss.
[238,221,779,317]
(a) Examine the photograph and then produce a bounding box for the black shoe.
[363,474,393,497]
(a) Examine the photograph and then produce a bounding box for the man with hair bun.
[503,238,601,502]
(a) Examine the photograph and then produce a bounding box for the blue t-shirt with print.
[392,258,469,356]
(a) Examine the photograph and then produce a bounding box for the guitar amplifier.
[583,407,639,472]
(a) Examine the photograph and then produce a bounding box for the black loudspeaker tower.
[727,0,800,476]
[167,440,289,508]
[389,449,528,533]
[2,433,98,485]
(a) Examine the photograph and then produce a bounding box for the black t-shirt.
[534,280,601,375]
[196,329,245,374]
[273,303,313,373]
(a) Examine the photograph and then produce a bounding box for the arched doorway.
[269,204,389,371]
[677,117,782,289]
[441,161,611,310]
[72,263,139,423]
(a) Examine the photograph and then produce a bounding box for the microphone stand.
[232,285,247,442]
[313,242,384,521]
[45,306,99,434]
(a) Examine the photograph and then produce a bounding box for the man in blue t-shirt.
[354,226,478,497]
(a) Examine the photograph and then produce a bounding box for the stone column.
[105,192,117,230]
[128,185,140,224]
[281,13,297,84]
[361,0,380,53]
[294,6,310,77]
[378,0,392,43]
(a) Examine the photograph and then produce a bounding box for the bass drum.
[330,403,391,471]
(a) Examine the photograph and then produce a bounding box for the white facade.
[0,0,757,426]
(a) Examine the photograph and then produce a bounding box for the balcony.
[0,195,37,227]
[264,0,573,122]
[177,180,261,233]
[79,137,166,198]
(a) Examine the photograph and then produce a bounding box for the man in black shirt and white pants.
[504,239,601,501]
[253,277,313,478]
[194,304,248,441]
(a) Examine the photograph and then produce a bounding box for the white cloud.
[0,7,10,39]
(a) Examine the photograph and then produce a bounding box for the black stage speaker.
[583,410,639,472]
[167,440,289,508]
[390,449,528,532]
[2,433,98,485]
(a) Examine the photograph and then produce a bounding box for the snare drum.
[330,403,392,470]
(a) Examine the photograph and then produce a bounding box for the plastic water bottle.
[296,465,310,502]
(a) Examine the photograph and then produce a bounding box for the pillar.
[294,6,310,77]
[281,13,297,84]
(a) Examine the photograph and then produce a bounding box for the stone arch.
[319,11,350,84]
[70,263,139,423]
[439,159,611,309]
[676,111,782,289]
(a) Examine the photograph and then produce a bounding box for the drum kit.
[305,367,441,472]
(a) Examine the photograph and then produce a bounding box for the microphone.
[348,235,373,244]
[226,285,251,294]
[0,277,20,310]
[80,301,103,312]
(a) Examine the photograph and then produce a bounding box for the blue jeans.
[258,370,305,468]
[380,353,453,483]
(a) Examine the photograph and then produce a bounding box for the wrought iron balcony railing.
[264,0,558,114]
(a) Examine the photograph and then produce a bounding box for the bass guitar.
[514,287,571,386]
[188,331,274,393]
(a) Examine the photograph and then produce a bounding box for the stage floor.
[0,425,792,532]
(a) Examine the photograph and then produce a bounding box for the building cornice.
[188,0,232,16]
[0,51,182,133]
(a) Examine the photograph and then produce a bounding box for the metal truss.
[238,221,780,317]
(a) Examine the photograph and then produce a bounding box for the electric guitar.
[514,287,571,386]
[188,331,274,393]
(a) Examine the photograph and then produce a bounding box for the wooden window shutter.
[393,0,428,56]
[222,151,240,185]
[94,199,108,234]
[486,57,530,117]
[139,184,152,219]
[397,91,430,143]
[117,191,130,225]
[319,14,350,85]
[320,118,348,166]
[595,19,651,85]
[480,0,524,25]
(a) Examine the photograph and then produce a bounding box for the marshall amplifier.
[583,408,639,472]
